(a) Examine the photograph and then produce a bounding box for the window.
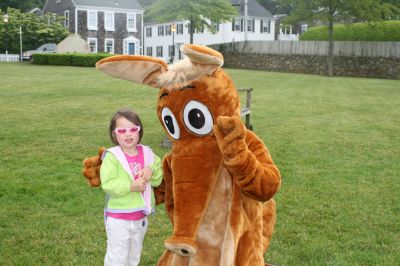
[156,46,163,57]
[301,24,309,33]
[247,20,254,32]
[105,12,114,31]
[195,25,204,33]
[64,10,69,28]
[261,20,270,33]
[127,13,136,32]
[146,27,152,37]
[188,23,194,34]
[158,26,164,36]
[48,14,56,25]
[232,18,242,31]
[87,11,97,30]
[146,47,153,56]
[168,45,175,57]
[165,25,171,35]
[88,38,97,53]
[105,39,114,54]
[177,23,183,35]
[210,23,219,32]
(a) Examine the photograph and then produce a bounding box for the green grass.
[0,62,399,265]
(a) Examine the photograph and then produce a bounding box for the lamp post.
[171,23,176,63]
[3,13,9,61]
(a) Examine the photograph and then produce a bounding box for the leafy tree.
[1,0,46,12]
[146,0,237,44]
[0,8,69,54]
[280,0,400,76]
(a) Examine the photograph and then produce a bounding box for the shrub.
[300,20,400,41]
[32,53,113,67]
[31,54,49,65]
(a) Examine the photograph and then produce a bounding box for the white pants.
[104,216,148,266]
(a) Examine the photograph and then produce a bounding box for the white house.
[143,0,277,62]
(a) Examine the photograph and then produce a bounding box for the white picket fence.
[218,41,400,58]
[0,54,21,62]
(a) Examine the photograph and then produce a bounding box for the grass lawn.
[0,62,399,265]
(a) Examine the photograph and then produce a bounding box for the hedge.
[300,20,400,41]
[32,53,113,67]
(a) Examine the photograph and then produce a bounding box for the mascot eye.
[183,100,213,136]
[161,107,180,140]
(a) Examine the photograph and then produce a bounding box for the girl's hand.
[137,167,153,182]
[130,178,146,192]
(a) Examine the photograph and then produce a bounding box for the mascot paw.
[213,116,246,159]
[82,147,105,187]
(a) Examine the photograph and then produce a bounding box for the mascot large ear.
[96,55,168,88]
[181,44,224,75]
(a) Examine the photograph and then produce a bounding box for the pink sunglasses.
[114,126,141,135]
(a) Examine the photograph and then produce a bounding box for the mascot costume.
[83,44,281,266]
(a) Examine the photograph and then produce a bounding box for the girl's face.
[114,116,140,152]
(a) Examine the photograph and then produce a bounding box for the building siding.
[43,0,75,33]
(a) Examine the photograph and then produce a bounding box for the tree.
[280,0,400,76]
[0,8,69,54]
[1,0,46,12]
[146,0,237,44]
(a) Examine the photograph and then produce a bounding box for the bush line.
[32,53,113,67]
[300,20,400,41]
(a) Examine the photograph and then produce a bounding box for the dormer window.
[127,13,136,32]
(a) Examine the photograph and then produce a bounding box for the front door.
[128,43,135,55]
[123,36,139,55]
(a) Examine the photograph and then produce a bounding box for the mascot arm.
[214,116,281,202]
[154,154,175,224]
[82,147,105,187]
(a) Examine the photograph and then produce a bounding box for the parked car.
[22,43,57,61]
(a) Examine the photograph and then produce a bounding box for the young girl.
[100,108,162,266]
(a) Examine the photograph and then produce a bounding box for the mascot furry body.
[83,44,281,265]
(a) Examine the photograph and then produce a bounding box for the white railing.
[278,34,299,41]
[0,54,21,62]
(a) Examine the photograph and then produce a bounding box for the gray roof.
[74,0,143,10]
[243,0,273,18]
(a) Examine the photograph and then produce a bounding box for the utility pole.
[171,23,176,63]
[244,0,248,41]
[19,26,23,62]
[3,13,9,61]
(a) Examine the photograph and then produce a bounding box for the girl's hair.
[109,108,143,145]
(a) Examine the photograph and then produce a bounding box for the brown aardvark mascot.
[83,44,281,266]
